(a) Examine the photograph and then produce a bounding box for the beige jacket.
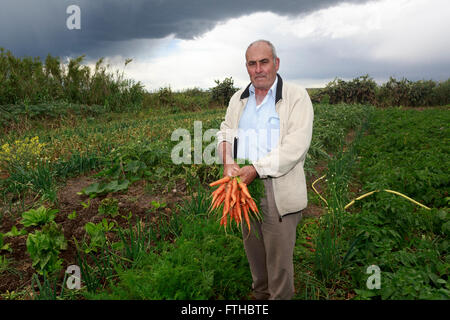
[217,74,314,216]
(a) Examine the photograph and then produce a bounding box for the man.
[216,40,314,300]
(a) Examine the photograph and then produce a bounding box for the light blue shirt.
[236,77,280,162]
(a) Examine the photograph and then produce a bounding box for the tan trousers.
[242,178,303,300]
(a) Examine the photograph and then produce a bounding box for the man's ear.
[275,57,280,71]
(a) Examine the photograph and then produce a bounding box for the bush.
[321,75,377,105]
[0,48,145,110]
[210,77,239,106]
[317,75,450,107]
[432,79,450,105]
[144,87,211,112]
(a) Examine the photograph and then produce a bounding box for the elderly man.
[217,40,314,300]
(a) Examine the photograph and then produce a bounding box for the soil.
[0,172,188,296]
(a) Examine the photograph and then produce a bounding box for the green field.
[0,99,448,300]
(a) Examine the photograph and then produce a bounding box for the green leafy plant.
[83,219,116,253]
[98,197,119,217]
[148,200,167,213]
[0,233,12,253]
[210,77,239,106]
[26,221,67,275]
[21,205,58,227]
[80,180,130,198]
[68,211,77,220]
[80,199,91,209]
[5,226,27,237]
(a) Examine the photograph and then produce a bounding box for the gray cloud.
[280,36,450,84]
[0,0,371,59]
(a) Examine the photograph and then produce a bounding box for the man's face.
[245,42,280,91]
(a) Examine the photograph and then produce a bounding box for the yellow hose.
[311,174,328,206]
[383,189,431,210]
[311,174,432,211]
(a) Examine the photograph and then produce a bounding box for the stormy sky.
[1,0,449,90]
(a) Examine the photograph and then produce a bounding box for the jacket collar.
[240,73,283,104]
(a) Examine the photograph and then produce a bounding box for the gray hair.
[246,39,278,64]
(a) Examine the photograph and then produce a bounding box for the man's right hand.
[223,162,240,177]
[219,141,240,177]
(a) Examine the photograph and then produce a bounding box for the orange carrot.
[240,189,247,204]
[230,204,236,224]
[235,193,242,225]
[210,188,224,208]
[238,182,252,199]
[243,203,251,234]
[222,200,228,222]
[247,197,259,213]
[223,181,232,216]
[210,192,225,212]
[209,176,231,187]
[230,178,238,207]
[212,183,226,197]
[210,185,222,209]
[209,175,261,232]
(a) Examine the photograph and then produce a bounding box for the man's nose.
[255,62,262,73]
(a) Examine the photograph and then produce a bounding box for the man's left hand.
[237,165,258,185]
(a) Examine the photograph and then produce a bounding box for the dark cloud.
[0,0,371,58]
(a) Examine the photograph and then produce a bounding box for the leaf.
[0,233,12,253]
[26,222,66,274]
[82,182,102,196]
[21,206,57,227]
[68,211,77,220]
[124,160,146,174]
[5,226,27,237]
[105,179,130,193]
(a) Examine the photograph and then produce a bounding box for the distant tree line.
[0,48,144,111]
[0,48,448,109]
[309,74,450,107]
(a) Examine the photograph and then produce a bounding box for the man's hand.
[237,165,258,185]
[219,141,240,177]
[224,162,240,177]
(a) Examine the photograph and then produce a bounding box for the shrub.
[210,77,239,106]
[321,75,377,105]
[319,75,449,107]
[0,48,145,110]
[157,86,174,106]
[432,79,450,105]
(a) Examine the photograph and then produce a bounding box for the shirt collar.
[249,76,278,98]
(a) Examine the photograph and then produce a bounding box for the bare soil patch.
[0,173,188,295]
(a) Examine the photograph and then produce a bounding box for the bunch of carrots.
[208,175,261,233]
